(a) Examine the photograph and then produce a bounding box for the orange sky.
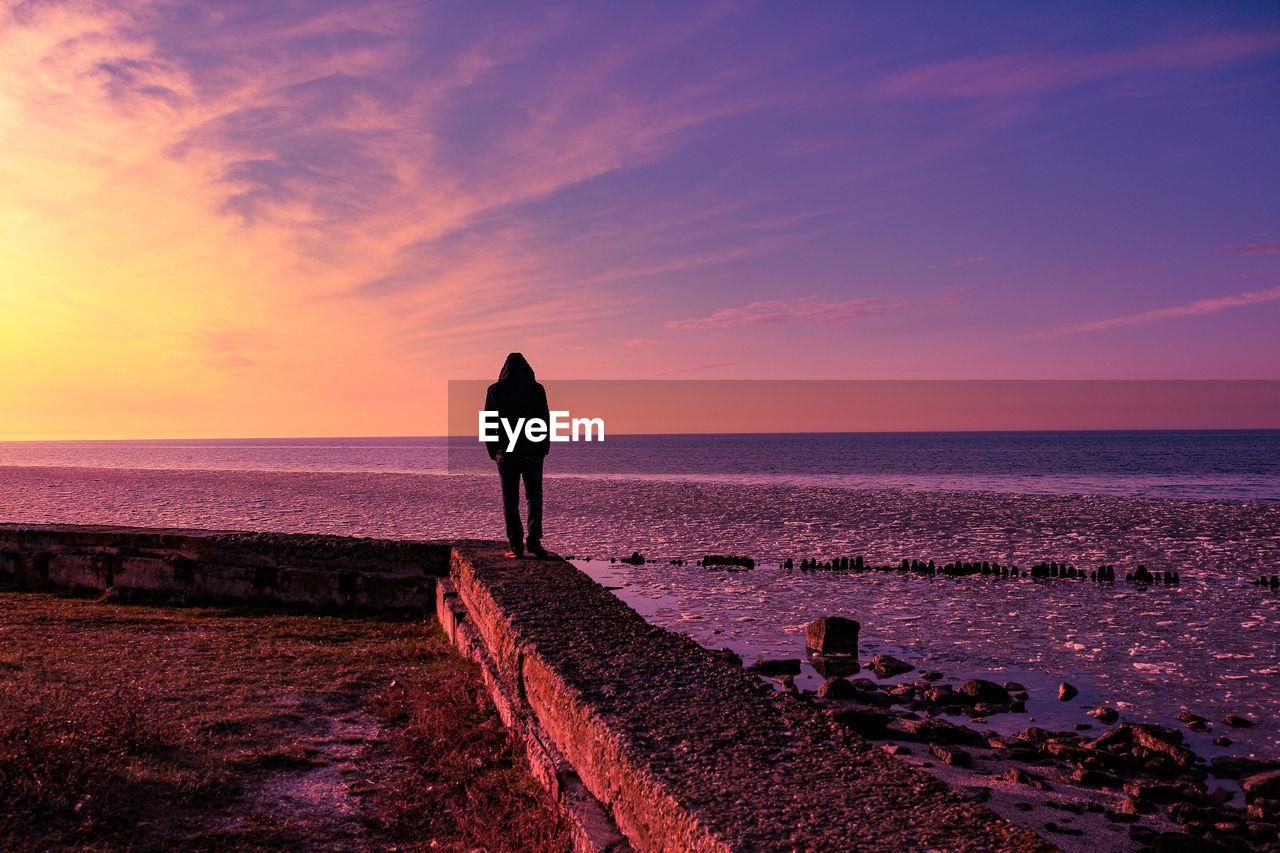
[3,3,1279,439]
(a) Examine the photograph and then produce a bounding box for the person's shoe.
[505,548,524,559]
[527,542,550,559]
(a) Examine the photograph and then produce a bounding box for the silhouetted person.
[484,353,550,559]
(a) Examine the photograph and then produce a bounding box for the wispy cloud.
[1041,284,1280,336]
[1215,241,1280,256]
[2,0,816,362]
[667,296,904,330]
[874,30,1280,100]
[940,286,978,305]
[187,324,265,371]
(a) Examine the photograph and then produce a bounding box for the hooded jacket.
[484,353,550,459]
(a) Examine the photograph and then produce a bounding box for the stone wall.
[0,523,449,611]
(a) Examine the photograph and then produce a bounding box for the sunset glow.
[3,2,1279,438]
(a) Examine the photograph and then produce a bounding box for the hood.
[498,352,535,382]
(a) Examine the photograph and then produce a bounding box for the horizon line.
[3,426,1279,443]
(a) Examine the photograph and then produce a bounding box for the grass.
[0,590,571,852]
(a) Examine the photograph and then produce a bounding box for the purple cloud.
[1042,283,1280,336]
[667,296,903,331]
[1215,242,1280,256]
[874,30,1280,100]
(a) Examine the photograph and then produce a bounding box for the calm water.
[0,431,1277,759]
[1,430,1278,500]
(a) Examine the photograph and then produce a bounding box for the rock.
[1212,735,1233,747]
[1003,767,1052,791]
[922,685,964,706]
[1211,756,1280,780]
[1017,726,1064,745]
[1070,767,1120,787]
[959,678,1012,704]
[1087,730,1133,756]
[746,658,802,677]
[1243,770,1280,800]
[996,741,1043,762]
[817,677,857,699]
[805,617,860,656]
[929,743,972,767]
[1004,767,1033,785]
[1224,714,1255,728]
[1125,780,1198,805]
[1130,723,1196,768]
[1058,681,1078,701]
[807,654,861,678]
[1176,711,1209,724]
[1246,821,1279,844]
[827,707,893,737]
[1046,740,1092,764]
[1088,706,1119,724]
[1083,724,1199,773]
[870,654,914,678]
[920,670,944,681]
[1246,799,1278,820]
[886,684,917,702]
[1003,681,1027,691]
[1121,796,1157,815]
[901,717,987,746]
[1208,787,1235,805]
[1168,800,1220,828]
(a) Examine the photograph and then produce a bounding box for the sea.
[1,431,1277,766]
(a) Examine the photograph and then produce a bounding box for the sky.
[2,0,1279,438]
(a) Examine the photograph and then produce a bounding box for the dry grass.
[0,590,571,852]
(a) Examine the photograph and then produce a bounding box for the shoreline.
[3,461,1280,505]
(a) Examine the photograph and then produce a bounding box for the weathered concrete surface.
[450,544,1056,853]
[0,523,448,611]
[439,577,632,853]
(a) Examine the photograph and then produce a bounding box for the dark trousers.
[497,454,543,552]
